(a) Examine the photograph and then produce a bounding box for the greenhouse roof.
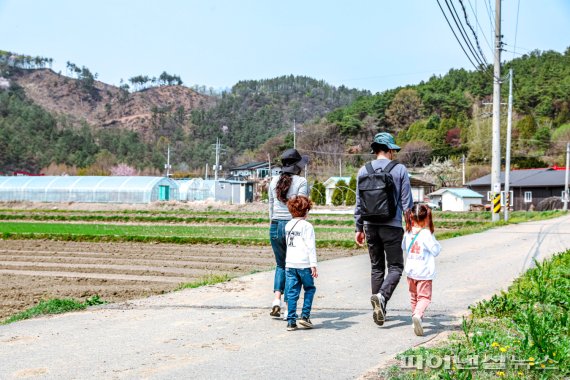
[0,176,171,191]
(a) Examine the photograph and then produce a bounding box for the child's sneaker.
[412,315,424,336]
[270,299,281,317]
[298,317,313,329]
[370,293,386,326]
[286,322,298,331]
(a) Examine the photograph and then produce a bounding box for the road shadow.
[377,312,457,337]
[311,310,365,331]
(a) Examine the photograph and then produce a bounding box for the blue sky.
[1,0,568,93]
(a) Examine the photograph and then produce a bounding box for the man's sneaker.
[298,317,313,329]
[270,299,281,317]
[286,322,298,331]
[370,293,386,326]
[412,315,424,336]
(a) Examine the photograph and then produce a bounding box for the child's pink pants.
[407,278,432,318]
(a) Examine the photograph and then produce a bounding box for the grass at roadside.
[175,273,232,290]
[1,295,106,325]
[383,250,570,379]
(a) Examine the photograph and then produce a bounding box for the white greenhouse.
[177,179,216,201]
[0,176,179,203]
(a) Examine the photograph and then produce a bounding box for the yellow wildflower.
[500,347,507,352]
[528,357,535,361]
[496,371,505,377]
[540,364,546,369]
[491,342,500,348]
[518,372,524,376]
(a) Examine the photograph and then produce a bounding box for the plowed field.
[0,239,354,319]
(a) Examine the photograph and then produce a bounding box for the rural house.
[427,188,483,212]
[466,167,567,211]
[229,161,275,180]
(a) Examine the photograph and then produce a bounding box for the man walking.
[354,132,413,326]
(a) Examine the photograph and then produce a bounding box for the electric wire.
[445,0,486,66]
[436,0,485,72]
[466,0,493,54]
[458,0,488,64]
[512,0,521,60]
[484,0,495,37]
[445,0,488,67]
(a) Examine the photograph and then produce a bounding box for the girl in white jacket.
[402,204,441,336]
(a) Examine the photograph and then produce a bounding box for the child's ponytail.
[426,207,435,234]
[404,208,413,233]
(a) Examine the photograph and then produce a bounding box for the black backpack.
[358,160,399,222]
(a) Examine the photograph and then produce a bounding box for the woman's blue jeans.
[269,220,288,294]
[285,268,316,322]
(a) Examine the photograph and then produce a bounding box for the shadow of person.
[378,312,457,337]
[310,310,365,330]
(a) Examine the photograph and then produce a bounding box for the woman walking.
[268,148,309,318]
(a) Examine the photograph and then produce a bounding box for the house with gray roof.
[427,188,483,212]
[466,168,567,211]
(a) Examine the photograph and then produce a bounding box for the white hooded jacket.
[402,227,441,280]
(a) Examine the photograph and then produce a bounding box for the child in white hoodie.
[284,195,318,331]
[402,203,441,336]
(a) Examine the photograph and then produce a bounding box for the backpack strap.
[364,160,399,174]
[383,160,399,173]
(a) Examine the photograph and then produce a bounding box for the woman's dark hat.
[280,148,309,174]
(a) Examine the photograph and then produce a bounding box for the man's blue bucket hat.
[370,132,401,153]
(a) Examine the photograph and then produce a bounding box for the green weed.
[175,274,231,290]
[2,295,107,325]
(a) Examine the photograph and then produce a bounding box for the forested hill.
[1,48,568,179]
[321,48,570,172]
[0,50,369,175]
[187,75,370,164]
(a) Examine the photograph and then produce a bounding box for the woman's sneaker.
[286,322,298,331]
[298,317,313,329]
[370,293,386,326]
[270,299,281,317]
[412,315,424,336]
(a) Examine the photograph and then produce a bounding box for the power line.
[436,0,485,72]
[512,0,521,60]
[484,0,495,37]
[458,0,488,64]
[467,0,493,54]
[445,0,487,66]
[445,0,488,67]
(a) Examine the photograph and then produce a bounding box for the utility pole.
[563,143,570,211]
[214,138,220,181]
[490,0,502,222]
[339,158,342,177]
[267,153,272,180]
[504,69,514,221]
[205,163,208,180]
[164,145,172,177]
[462,155,466,186]
[293,119,296,149]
